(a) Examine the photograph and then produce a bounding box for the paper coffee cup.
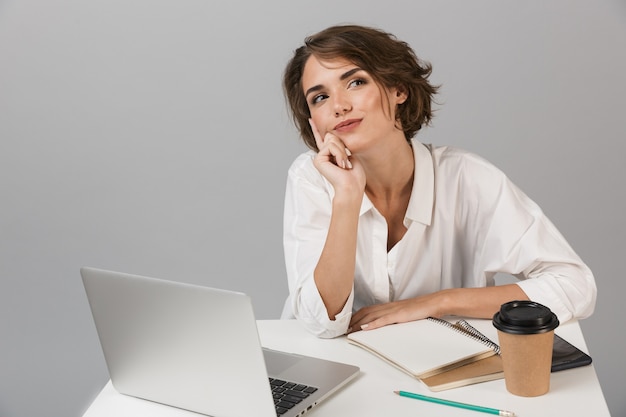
[493,301,559,397]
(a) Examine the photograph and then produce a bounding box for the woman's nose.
[332,93,352,116]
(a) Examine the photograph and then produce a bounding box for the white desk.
[83,319,609,417]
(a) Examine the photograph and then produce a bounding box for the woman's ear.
[395,85,408,105]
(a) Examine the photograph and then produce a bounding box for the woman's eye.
[311,94,327,105]
[349,78,366,88]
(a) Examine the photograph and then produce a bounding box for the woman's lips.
[333,119,362,132]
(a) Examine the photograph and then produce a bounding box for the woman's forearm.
[439,285,530,318]
[350,284,530,331]
[314,194,362,320]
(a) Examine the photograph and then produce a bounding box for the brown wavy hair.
[283,24,439,151]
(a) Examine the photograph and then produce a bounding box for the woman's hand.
[349,292,448,333]
[309,119,365,196]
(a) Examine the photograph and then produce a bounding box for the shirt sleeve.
[460,154,597,323]
[282,153,355,338]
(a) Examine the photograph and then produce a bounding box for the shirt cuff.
[294,279,354,338]
[515,280,573,324]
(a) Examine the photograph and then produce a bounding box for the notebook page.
[347,319,495,379]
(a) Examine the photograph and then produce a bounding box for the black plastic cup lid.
[493,300,559,334]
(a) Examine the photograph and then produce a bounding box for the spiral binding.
[427,317,501,355]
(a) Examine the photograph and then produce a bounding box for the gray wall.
[1,1,624,416]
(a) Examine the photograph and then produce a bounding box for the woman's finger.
[309,118,353,167]
[309,118,325,151]
[326,141,352,169]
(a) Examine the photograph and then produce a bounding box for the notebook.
[81,267,359,417]
[347,316,592,392]
[347,317,499,391]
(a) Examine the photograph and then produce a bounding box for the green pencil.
[394,390,516,417]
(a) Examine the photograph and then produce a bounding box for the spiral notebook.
[347,317,502,391]
[347,317,592,391]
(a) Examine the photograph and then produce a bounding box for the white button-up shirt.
[282,140,596,338]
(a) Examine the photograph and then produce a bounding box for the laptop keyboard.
[269,378,318,416]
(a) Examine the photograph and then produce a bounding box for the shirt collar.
[405,139,434,226]
[359,139,434,226]
[359,192,374,217]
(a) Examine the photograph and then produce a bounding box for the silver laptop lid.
[81,267,276,417]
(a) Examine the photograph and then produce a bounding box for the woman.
[281,24,596,338]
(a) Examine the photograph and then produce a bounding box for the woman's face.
[301,55,406,153]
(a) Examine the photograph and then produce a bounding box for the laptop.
[81,267,359,417]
